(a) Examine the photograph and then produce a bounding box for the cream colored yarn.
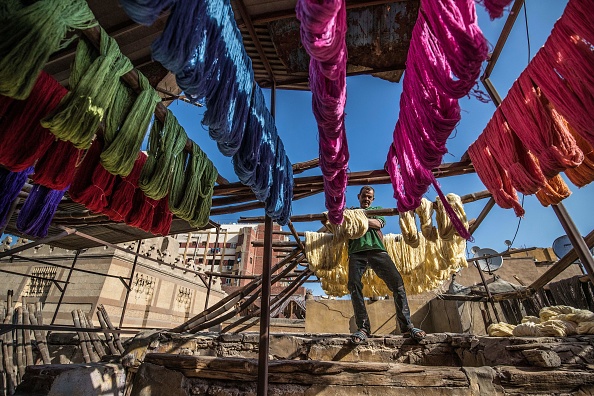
[488,305,594,337]
[305,196,470,297]
[488,322,515,337]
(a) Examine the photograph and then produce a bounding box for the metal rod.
[119,241,141,328]
[51,250,80,325]
[204,227,221,310]
[257,215,273,396]
[0,229,73,259]
[0,197,19,236]
[482,0,526,80]
[552,203,594,285]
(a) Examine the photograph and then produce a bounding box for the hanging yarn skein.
[296,0,349,225]
[0,0,97,99]
[0,167,33,229]
[169,142,217,228]
[31,140,84,191]
[385,0,485,240]
[42,30,133,149]
[118,0,177,26]
[16,185,67,238]
[0,71,67,172]
[100,71,161,177]
[140,109,188,200]
[468,134,525,217]
[478,0,514,20]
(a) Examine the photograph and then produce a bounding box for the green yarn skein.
[41,30,133,149]
[99,72,161,177]
[0,0,97,99]
[139,109,188,200]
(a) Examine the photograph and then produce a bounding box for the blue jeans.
[347,249,413,334]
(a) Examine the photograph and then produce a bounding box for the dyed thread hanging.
[0,71,67,172]
[138,0,292,222]
[68,138,118,213]
[500,73,583,178]
[477,0,514,20]
[169,142,217,228]
[385,0,486,240]
[296,0,349,225]
[100,71,161,177]
[0,167,33,229]
[31,140,84,191]
[16,185,67,238]
[139,109,188,200]
[118,0,176,26]
[0,0,97,99]
[42,30,133,149]
[468,135,526,217]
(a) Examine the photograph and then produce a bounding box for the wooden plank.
[143,354,469,387]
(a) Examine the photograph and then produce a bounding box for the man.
[348,185,426,344]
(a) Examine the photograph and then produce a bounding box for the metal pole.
[257,215,273,396]
[119,241,141,328]
[204,227,221,310]
[0,197,19,237]
[552,203,594,285]
[50,250,81,325]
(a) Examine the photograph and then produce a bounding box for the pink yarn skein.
[296,0,349,224]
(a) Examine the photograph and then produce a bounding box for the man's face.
[358,189,374,209]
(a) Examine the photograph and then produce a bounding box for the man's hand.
[368,218,383,230]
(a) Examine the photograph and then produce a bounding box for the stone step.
[125,330,594,369]
[127,353,594,396]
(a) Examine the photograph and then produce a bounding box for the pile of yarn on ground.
[488,305,594,337]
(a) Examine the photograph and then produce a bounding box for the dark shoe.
[350,329,369,345]
[403,327,426,342]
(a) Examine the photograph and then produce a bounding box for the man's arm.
[368,218,384,230]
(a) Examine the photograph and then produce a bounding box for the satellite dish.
[470,246,481,255]
[475,248,503,273]
[504,240,513,249]
[552,235,573,260]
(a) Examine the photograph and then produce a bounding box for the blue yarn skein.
[233,87,264,186]
[152,0,207,73]
[118,0,177,26]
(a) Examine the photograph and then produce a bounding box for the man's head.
[357,186,375,209]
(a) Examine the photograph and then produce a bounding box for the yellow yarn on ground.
[489,305,594,337]
[488,322,516,336]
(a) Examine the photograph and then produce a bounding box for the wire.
[509,194,525,248]
[523,2,531,64]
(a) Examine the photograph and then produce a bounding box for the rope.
[139,109,188,200]
[0,0,97,99]
[41,30,133,149]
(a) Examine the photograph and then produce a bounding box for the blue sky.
[171,0,593,294]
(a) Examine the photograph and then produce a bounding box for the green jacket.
[348,206,386,255]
